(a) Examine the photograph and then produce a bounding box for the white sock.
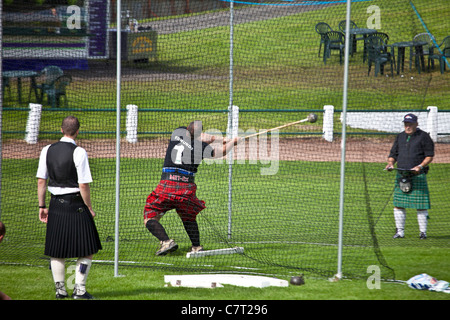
[50,258,65,283]
[394,208,406,236]
[417,210,428,234]
[75,258,92,294]
[50,258,67,295]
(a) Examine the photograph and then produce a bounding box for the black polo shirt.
[389,128,435,170]
[163,126,214,174]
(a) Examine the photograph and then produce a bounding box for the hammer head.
[307,113,318,123]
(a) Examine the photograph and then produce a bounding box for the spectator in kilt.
[37,116,102,299]
[385,113,435,240]
[144,120,240,256]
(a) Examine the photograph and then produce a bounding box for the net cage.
[1,0,449,281]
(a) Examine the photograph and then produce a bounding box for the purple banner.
[88,0,108,58]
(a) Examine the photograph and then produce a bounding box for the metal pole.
[0,0,3,220]
[114,0,122,277]
[336,0,351,281]
[227,0,234,240]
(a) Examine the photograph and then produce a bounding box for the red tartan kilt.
[143,180,206,221]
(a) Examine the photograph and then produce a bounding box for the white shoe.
[55,281,68,299]
[393,229,404,239]
[156,239,178,256]
[189,245,204,253]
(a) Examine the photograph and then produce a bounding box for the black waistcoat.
[46,141,78,188]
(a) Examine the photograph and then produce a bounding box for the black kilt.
[45,193,102,258]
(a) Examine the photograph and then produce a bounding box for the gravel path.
[146,1,338,35]
[4,137,450,163]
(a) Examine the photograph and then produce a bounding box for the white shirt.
[36,137,93,195]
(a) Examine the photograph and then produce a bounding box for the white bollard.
[323,105,334,142]
[126,104,138,143]
[426,106,438,142]
[227,105,239,139]
[25,103,42,144]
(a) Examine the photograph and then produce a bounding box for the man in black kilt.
[37,116,102,299]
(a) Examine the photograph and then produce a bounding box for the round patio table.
[346,28,377,59]
[2,70,39,103]
[389,41,427,74]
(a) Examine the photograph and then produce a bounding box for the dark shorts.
[143,180,206,221]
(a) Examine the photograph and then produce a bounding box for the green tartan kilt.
[393,172,431,209]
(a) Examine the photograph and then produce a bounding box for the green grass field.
[1,0,450,302]
[0,259,449,302]
[1,157,449,300]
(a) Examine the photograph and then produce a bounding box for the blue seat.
[41,75,72,108]
[428,36,450,74]
[367,35,393,77]
[339,20,362,54]
[410,33,434,71]
[323,31,345,65]
[36,66,64,103]
[364,32,389,62]
[315,22,333,58]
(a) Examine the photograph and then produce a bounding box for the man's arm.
[200,133,215,144]
[385,157,396,171]
[74,147,95,217]
[413,133,435,173]
[412,156,433,174]
[201,133,235,145]
[37,178,49,223]
[212,137,240,159]
[79,183,95,217]
[386,135,400,171]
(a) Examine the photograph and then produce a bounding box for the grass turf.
[0,257,449,301]
[1,158,449,300]
[1,0,449,302]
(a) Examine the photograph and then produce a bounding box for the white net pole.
[227,0,235,240]
[336,0,352,280]
[114,0,122,278]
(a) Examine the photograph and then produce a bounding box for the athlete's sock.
[146,220,170,241]
[182,220,200,247]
